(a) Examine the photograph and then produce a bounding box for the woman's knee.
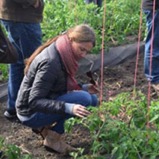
[77,91,93,106]
[56,90,97,106]
[79,91,99,106]
[91,94,99,106]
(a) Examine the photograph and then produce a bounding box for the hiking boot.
[4,110,17,120]
[152,83,159,96]
[42,128,77,155]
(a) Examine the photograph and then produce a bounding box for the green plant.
[0,64,8,82]
[42,0,145,51]
[0,137,32,159]
[65,91,159,158]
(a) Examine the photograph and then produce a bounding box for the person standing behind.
[142,0,159,95]
[0,0,44,119]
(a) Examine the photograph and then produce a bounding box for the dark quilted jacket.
[16,43,68,116]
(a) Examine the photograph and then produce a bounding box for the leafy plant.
[65,91,159,158]
[0,64,8,82]
[42,0,145,51]
[0,137,32,159]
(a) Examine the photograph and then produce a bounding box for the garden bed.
[0,50,155,158]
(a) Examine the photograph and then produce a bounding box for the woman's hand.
[72,104,91,118]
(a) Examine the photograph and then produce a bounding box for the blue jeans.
[143,9,159,84]
[21,90,98,134]
[1,20,42,113]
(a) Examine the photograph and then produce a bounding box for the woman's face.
[71,41,93,60]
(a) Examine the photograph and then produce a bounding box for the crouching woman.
[16,24,99,155]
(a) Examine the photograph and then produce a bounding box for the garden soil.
[0,50,154,159]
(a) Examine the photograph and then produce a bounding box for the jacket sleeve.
[28,59,66,114]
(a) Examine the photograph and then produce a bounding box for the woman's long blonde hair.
[24,24,96,74]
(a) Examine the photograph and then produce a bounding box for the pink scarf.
[56,34,81,91]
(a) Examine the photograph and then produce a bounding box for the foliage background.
[42,0,145,52]
[0,0,145,81]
